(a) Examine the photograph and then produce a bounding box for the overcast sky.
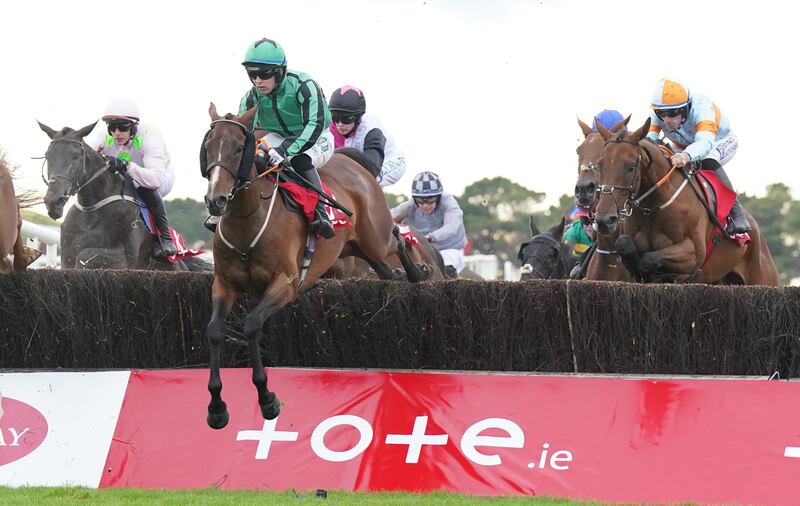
[2,0,797,214]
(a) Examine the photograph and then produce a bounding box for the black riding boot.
[299,167,335,239]
[136,187,179,257]
[712,165,751,235]
[204,215,219,233]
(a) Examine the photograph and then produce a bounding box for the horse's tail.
[16,189,43,210]
[182,255,214,272]
[335,147,381,179]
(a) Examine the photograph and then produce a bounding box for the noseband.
[43,138,113,201]
[596,138,657,218]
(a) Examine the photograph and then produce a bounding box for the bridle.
[42,138,133,212]
[519,233,567,279]
[596,138,687,220]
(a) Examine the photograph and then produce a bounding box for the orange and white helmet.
[651,77,692,111]
[102,97,140,123]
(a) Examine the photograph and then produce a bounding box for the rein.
[598,138,688,218]
[43,138,134,212]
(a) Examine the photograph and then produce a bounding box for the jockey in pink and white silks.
[86,97,179,257]
[328,86,406,187]
[646,77,749,234]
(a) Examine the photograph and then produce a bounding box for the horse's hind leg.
[206,278,238,429]
[243,278,295,421]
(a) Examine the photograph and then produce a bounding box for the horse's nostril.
[215,196,228,208]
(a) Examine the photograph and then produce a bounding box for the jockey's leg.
[291,154,335,239]
[705,161,751,234]
[136,187,178,257]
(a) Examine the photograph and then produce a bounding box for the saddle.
[267,172,351,232]
[657,145,749,246]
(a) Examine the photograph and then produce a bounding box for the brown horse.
[201,104,425,429]
[592,118,778,285]
[327,224,447,281]
[0,157,40,273]
[574,117,632,282]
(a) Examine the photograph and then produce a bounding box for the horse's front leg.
[243,275,297,421]
[638,238,698,281]
[615,235,644,280]
[206,277,238,429]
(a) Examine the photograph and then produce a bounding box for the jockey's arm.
[362,128,387,169]
[429,199,465,243]
[129,128,168,190]
[283,79,328,157]
[390,200,413,223]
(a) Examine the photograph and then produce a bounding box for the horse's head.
[574,115,630,211]
[592,117,654,235]
[518,216,569,280]
[38,121,99,219]
[201,103,258,217]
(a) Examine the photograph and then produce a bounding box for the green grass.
[0,487,632,505]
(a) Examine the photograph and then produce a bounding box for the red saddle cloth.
[694,170,751,247]
[140,209,204,264]
[274,178,352,233]
[395,224,421,248]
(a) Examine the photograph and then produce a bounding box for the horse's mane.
[335,147,380,179]
[0,150,43,208]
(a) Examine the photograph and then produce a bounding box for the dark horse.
[38,122,207,271]
[0,158,40,273]
[518,217,574,280]
[201,104,425,429]
[592,118,778,285]
[574,116,632,282]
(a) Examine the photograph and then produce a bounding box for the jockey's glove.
[106,156,129,174]
[670,152,691,168]
[424,234,434,243]
[268,148,285,168]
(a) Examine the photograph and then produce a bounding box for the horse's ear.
[595,120,612,141]
[37,121,58,139]
[629,117,651,142]
[556,216,566,240]
[76,121,97,138]
[209,102,220,121]
[240,106,257,128]
[609,114,631,134]
[529,216,540,237]
[577,117,593,137]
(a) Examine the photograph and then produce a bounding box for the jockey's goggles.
[414,196,439,206]
[332,113,358,125]
[247,67,280,80]
[655,108,686,120]
[107,121,133,134]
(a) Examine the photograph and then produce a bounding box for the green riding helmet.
[242,38,287,68]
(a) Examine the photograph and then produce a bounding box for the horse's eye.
[234,145,243,154]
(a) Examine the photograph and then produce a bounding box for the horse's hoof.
[261,392,281,420]
[207,407,230,430]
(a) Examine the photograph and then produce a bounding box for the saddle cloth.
[269,176,352,234]
[139,207,204,264]
[396,224,421,248]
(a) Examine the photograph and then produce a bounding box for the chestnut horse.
[327,224,447,281]
[0,158,39,273]
[592,118,778,285]
[201,104,425,429]
[574,116,632,281]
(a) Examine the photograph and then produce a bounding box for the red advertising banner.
[102,369,800,504]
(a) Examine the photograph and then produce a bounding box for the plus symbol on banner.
[785,447,800,459]
[237,419,299,460]
[385,416,449,463]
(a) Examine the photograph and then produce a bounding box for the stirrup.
[204,215,219,233]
